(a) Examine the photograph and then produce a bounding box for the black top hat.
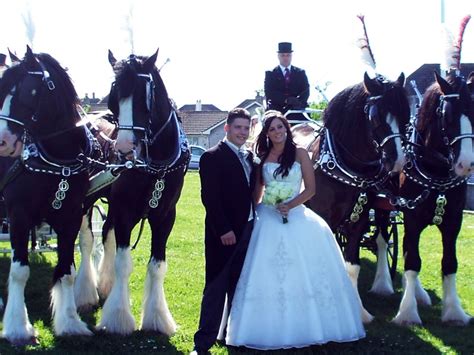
[278,42,293,53]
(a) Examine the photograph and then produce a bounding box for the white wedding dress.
[226,162,365,350]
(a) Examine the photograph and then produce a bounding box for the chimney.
[92,92,96,99]
[196,99,202,111]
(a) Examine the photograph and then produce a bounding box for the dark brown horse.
[294,72,410,323]
[393,70,474,326]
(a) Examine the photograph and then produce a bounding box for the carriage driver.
[264,42,310,121]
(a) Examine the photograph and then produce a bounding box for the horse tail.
[356,14,376,70]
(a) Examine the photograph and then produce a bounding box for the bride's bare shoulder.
[295,147,310,163]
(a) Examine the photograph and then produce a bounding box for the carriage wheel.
[386,211,400,279]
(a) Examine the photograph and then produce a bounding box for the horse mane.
[323,83,369,143]
[34,53,80,123]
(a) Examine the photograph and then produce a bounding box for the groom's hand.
[220,231,237,246]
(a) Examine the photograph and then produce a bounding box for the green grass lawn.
[0,171,473,354]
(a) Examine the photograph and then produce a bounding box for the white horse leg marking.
[98,228,116,299]
[441,274,472,325]
[140,259,177,335]
[74,215,99,310]
[2,260,36,343]
[454,115,474,177]
[392,270,423,325]
[97,247,135,335]
[346,262,374,323]
[387,113,406,173]
[369,232,394,295]
[51,266,92,336]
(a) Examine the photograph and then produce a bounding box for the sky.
[1,0,473,110]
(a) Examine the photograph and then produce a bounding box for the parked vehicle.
[188,145,206,170]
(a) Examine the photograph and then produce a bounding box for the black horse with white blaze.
[0,47,93,344]
[393,70,474,326]
[93,50,189,335]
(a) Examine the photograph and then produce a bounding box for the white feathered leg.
[51,266,93,336]
[346,262,374,323]
[2,261,36,344]
[97,247,135,335]
[140,259,177,335]
[98,228,116,299]
[392,270,423,325]
[370,232,394,295]
[74,215,99,310]
[441,274,472,325]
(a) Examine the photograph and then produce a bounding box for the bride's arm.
[253,167,265,204]
[285,148,315,209]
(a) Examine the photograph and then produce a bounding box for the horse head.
[363,72,409,173]
[0,46,82,159]
[107,49,175,163]
[417,71,474,177]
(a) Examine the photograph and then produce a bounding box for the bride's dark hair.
[255,110,296,180]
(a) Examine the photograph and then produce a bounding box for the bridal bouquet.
[262,181,294,224]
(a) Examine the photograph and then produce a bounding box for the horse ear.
[7,48,20,63]
[108,50,117,67]
[434,71,451,94]
[363,72,378,94]
[24,45,37,68]
[396,72,405,87]
[143,49,159,73]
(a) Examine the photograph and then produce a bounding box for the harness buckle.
[47,80,56,91]
[62,167,71,177]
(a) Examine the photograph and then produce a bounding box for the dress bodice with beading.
[263,162,302,200]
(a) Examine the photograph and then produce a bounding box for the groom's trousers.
[194,220,253,352]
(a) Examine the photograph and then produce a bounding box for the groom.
[192,108,255,354]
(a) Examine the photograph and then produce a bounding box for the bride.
[225,110,365,350]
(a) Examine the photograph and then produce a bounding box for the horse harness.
[402,92,473,225]
[0,63,107,209]
[112,71,190,210]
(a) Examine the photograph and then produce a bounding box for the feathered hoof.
[55,319,93,337]
[392,314,423,327]
[369,285,395,296]
[141,318,177,336]
[361,308,375,324]
[442,313,472,326]
[9,335,39,347]
[97,310,136,335]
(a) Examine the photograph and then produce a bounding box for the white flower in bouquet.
[262,181,294,223]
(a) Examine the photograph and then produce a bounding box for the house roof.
[179,110,228,135]
[179,104,221,112]
[405,63,474,96]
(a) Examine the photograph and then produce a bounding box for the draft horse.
[0,46,94,344]
[301,72,410,323]
[393,71,474,326]
[95,50,189,335]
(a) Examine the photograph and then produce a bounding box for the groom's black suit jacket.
[199,141,255,282]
